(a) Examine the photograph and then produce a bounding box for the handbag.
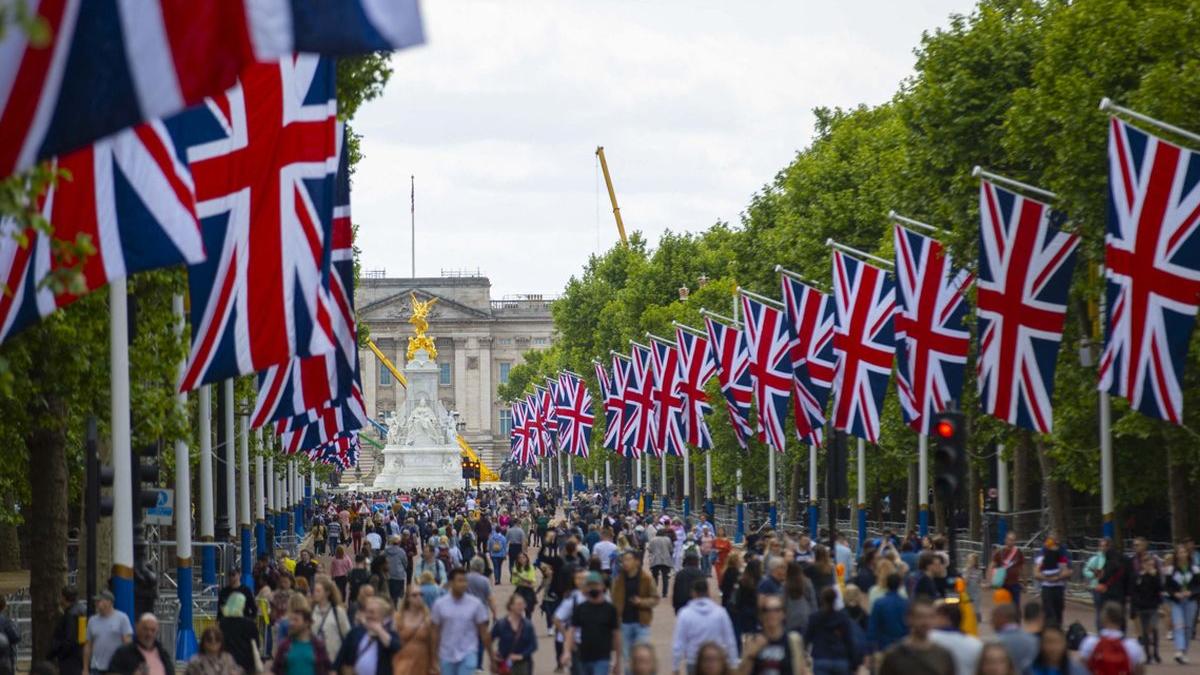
[990,566,1007,589]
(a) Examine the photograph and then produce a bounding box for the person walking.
[1129,540,1163,664]
[489,595,537,675]
[612,549,658,667]
[217,593,261,675]
[648,527,674,597]
[413,545,447,588]
[272,602,331,675]
[990,603,1037,673]
[784,561,816,636]
[311,576,350,668]
[1083,538,1111,630]
[108,613,174,675]
[83,590,133,675]
[562,572,621,675]
[1079,601,1147,673]
[0,598,17,675]
[1034,535,1070,628]
[506,520,527,581]
[804,587,860,675]
[431,568,496,675]
[735,593,807,675]
[393,584,436,675]
[987,532,1025,610]
[487,528,508,584]
[673,579,739,674]
[48,586,86,675]
[1165,543,1200,664]
[384,536,408,603]
[877,600,954,675]
[333,597,401,675]
[927,602,981,675]
[185,626,242,675]
[673,551,707,614]
[330,545,353,600]
[294,550,319,589]
[511,551,539,620]
[866,573,909,654]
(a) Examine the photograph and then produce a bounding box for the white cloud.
[352,0,974,297]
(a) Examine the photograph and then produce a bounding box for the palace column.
[478,336,493,435]
[453,337,468,415]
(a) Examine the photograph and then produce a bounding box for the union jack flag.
[610,355,635,454]
[893,225,973,434]
[741,294,794,452]
[831,251,896,443]
[305,434,359,470]
[252,126,358,427]
[622,344,658,458]
[0,0,424,181]
[278,384,367,454]
[526,392,548,457]
[650,339,687,457]
[509,402,530,464]
[556,373,594,457]
[1,121,204,344]
[549,375,570,452]
[704,316,753,449]
[595,359,622,451]
[1100,118,1200,423]
[537,385,558,455]
[780,276,836,447]
[675,327,716,450]
[519,399,540,465]
[174,56,338,391]
[977,180,1079,432]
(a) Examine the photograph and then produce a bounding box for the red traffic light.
[935,420,956,438]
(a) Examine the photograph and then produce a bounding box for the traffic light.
[931,410,967,499]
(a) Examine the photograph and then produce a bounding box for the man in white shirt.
[592,529,619,574]
[929,602,982,675]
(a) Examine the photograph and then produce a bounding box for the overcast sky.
[352,1,975,299]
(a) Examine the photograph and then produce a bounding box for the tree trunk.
[906,462,918,534]
[1036,438,1069,540]
[1012,432,1038,539]
[1168,443,1190,543]
[0,522,19,572]
[968,460,982,541]
[27,392,70,662]
[788,452,803,522]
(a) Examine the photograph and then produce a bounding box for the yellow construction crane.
[595,146,628,245]
[366,338,408,387]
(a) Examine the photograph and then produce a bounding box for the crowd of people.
[14,483,1200,675]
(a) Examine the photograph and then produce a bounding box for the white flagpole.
[238,400,252,587]
[808,445,818,534]
[198,385,215,584]
[768,449,777,528]
[683,446,691,517]
[660,453,667,511]
[1099,265,1115,539]
[605,459,611,487]
[109,280,134,617]
[255,428,265,554]
[918,433,929,536]
[223,380,236,540]
[997,445,1009,542]
[172,295,197,659]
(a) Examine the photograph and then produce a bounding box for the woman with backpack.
[310,575,350,668]
[1165,544,1200,664]
[489,528,509,584]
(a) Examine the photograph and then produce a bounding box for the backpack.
[1087,635,1132,675]
[490,534,505,555]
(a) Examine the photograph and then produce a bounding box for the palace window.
[380,361,393,386]
[439,362,452,385]
[499,362,511,384]
[532,336,548,346]
[499,409,512,435]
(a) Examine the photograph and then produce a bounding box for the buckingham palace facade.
[356,272,555,470]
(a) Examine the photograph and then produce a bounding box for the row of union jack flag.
[0,2,427,470]
[509,371,594,466]
[517,110,1200,456]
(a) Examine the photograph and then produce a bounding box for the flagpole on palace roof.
[410,175,416,278]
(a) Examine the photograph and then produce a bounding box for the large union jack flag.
[675,327,716,450]
[174,56,338,391]
[556,372,594,457]
[704,316,753,449]
[831,251,896,443]
[977,180,1079,433]
[741,294,794,452]
[0,120,204,344]
[0,0,424,181]
[510,402,532,465]
[650,339,687,457]
[1100,118,1200,423]
[522,394,544,459]
[595,359,625,451]
[893,225,973,434]
[253,126,358,427]
[278,384,367,454]
[780,276,836,446]
[622,343,658,458]
[537,385,558,455]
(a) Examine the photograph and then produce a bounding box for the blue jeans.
[492,556,505,583]
[812,659,851,675]
[578,660,610,675]
[1172,600,1198,651]
[440,651,479,675]
[620,622,649,664]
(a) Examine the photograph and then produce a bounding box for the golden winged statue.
[406,292,439,360]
